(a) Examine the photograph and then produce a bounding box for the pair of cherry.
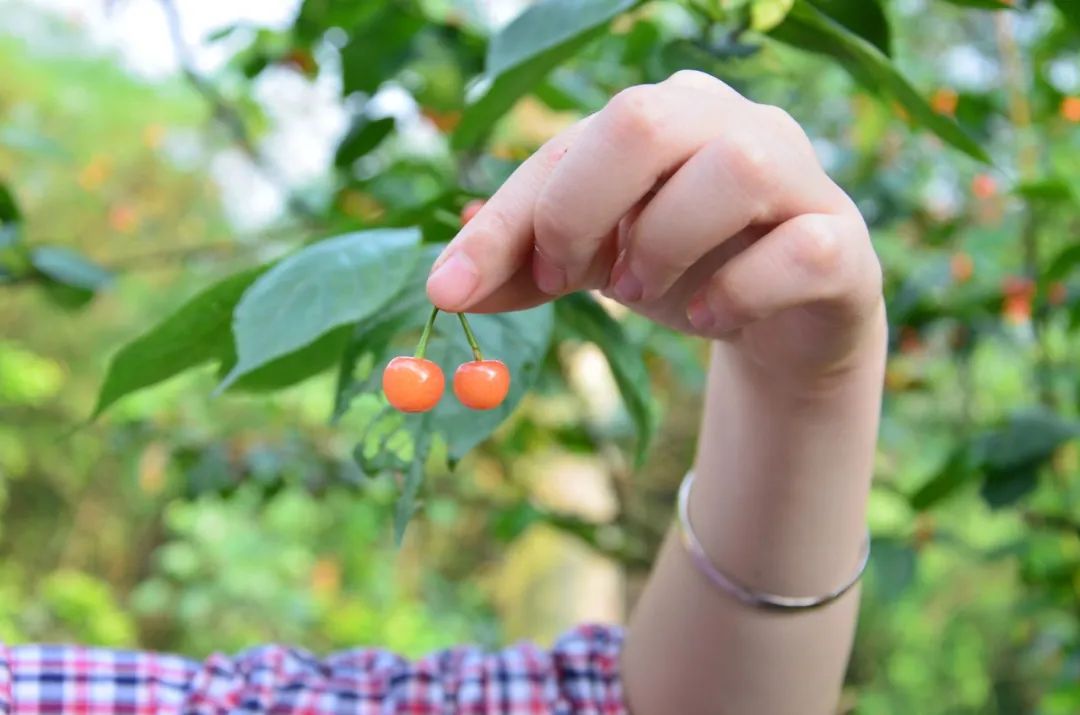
[382,308,510,413]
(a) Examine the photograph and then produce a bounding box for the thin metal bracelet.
[677,471,871,612]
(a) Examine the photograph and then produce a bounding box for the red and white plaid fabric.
[0,624,626,714]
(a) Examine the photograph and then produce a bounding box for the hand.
[427,71,885,390]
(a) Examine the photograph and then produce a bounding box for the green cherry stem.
[457,312,484,362]
[415,306,439,359]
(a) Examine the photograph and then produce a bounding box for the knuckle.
[756,103,805,140]
[604,85,664,146]
[666,69,716,88]
[703,135,775,214]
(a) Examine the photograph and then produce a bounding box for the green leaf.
[974,411,1080,509]
[1051,0,1080,30]
[94,267,266,417]
[335,116,396,168]
[294,0,381,44]
[751,0,796,32]
[977,410,1080,475]
[30,246,113,292]
[937,0,1013,9]
[807,0,890,55]
[394,431,431,544]
[770,2,990,163]
[909,446,978,510]
[1014,178,1076,204]
[1046,245,1080,283]
[0,182,21,225]
[339,10,423,95]
[555,293,655,466]
[219,228,421,390]
[453,0,639,149]
[980,464,1040,509]
[220,325,352,392]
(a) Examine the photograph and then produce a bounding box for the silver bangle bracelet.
[677,471,871,612]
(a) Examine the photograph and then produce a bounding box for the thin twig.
[157,0,321,223]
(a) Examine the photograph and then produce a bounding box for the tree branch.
[157,0,322,223]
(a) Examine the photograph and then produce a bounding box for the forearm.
[623,309,887,715]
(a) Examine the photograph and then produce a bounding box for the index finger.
[425,121,588,313]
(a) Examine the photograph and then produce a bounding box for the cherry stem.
[457,312,484,361]
[415,306,439,359]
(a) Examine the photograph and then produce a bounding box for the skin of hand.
[427,71,886,715]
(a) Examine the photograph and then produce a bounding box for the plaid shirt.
[0,624,626,714]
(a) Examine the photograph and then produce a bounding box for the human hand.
[427,71,885,390]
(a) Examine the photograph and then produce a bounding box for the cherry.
[452,311,510,410]
[383,306,445,413]
[454,360,511,410]
[382,356,444,413]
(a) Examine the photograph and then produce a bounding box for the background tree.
[1,0,1079,711]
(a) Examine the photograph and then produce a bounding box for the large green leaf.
[771,1,990,163]
[219,228,421,390]
[94,268,266,417]
[453,0,639,148]
[807,0,890,55]
[555,293,655,466]
[220,325,352,392]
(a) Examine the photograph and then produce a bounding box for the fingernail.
[686,294,717,332]
[426,252,479,308]
[612,265,644,303]
[533,247,567,295]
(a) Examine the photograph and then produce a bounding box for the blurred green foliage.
[1,0,1079,712]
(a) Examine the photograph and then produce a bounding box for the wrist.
[689,323,885,595]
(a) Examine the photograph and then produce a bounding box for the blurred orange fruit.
[1061,96,1080,123]
[950,252,974,283]
[971,173,997,200]
[108,203,139,233]
[931,88,959,117]
[1003,294,1032,325]
[421,108,461,133]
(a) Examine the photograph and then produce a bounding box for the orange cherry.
[382,356,444,413]
[453,360,510,410]
[460,199,486,226]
